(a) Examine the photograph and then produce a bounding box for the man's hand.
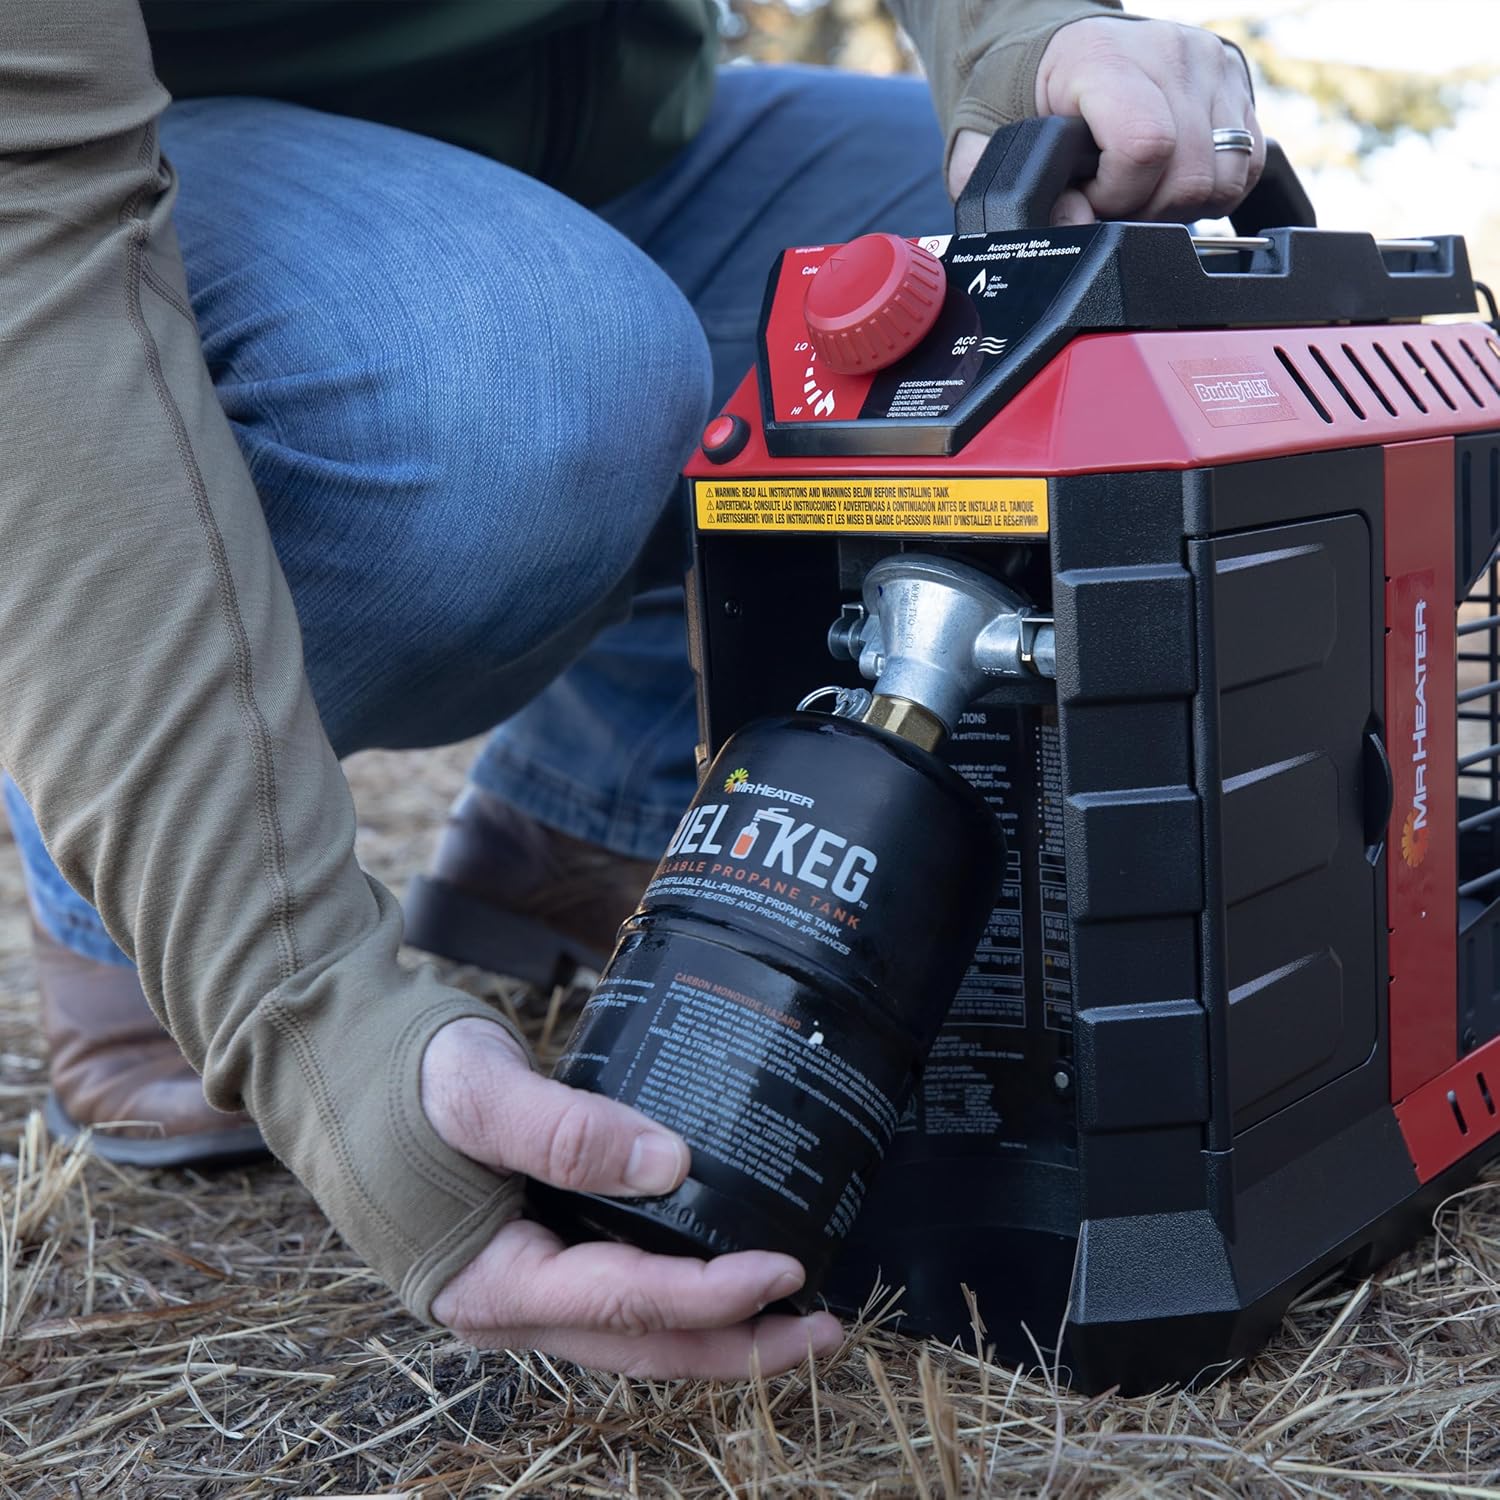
[948,17,1264,225]
[421,1018,844,1378]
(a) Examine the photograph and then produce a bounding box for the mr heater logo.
[1402,596,1431,869]
[721,769,815,808]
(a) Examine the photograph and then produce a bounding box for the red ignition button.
[700,412,750,464]
[803,233,946,375]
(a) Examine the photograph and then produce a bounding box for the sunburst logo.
[1401,807,1430,869]
[724,767,749,793]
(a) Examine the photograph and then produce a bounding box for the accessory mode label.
[695,477,1049,536]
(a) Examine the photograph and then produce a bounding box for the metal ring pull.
[1212,127,1255,154]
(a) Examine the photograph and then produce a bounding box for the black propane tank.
[531,708,1006,1297]
[533,554,1058,1296]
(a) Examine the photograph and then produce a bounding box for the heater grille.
[1458,446,1500,835]
[1276,332,1500,428]
[1456,435,1500,1053]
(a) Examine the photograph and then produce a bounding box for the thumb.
[421,1016,690,1198]
[946,127,988,200]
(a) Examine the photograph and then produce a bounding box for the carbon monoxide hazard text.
[695,478,1049,536]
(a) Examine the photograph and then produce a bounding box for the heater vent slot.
[1376,342,1428,413]
[1307,345,1365,419]
[1292,332,1499,424]
[1404,339,1458,411]
[1274,346,1332,423]
[1463,339,1500,400]
[1343,344,1398,416]
[1435,341,1484,408]
[1396,1041,1500,1180]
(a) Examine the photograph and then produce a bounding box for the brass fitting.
[862,694,945,752]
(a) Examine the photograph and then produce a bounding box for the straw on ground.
[2,745,1498,1497]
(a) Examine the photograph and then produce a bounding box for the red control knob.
[803,233,946,375]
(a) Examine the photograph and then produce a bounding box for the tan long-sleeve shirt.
[0,0,1116,1320]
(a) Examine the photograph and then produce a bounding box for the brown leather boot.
[403,788,657,988]
[35,922,268,1168]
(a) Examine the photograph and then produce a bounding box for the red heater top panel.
[686,323,1500,480]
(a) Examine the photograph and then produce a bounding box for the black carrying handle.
[952,115,1316,235]
[1234,140,1317,234]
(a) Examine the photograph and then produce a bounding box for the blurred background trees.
[719,0,915,75]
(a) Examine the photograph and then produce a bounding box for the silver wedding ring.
[1212,127,1255,154]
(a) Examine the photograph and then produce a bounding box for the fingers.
[435,1217,808,1335]
[1035,16,1264,224]
[1138,74,1216,223]
[518,1311,846,1381]
[471,1064,690,1195]
[432,1217,844,1378]
[946,127,989,201]
[1079,77,1177,221]
[421,1016,690,1197]
[1217,94,1267,210]
[1206,96,1254,214]
[1204,52,1264,215]
[1050,186,1096,228]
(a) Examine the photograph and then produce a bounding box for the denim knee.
[418,250,713,660]
[162,98,713,753]
[328,243,712,750]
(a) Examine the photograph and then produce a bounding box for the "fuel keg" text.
[666,802,878,903]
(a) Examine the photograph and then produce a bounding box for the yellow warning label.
[694,478,1049,536]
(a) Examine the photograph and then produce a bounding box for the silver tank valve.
[826,554,1055,737]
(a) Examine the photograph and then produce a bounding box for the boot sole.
[43,1090,271,1170]
[403,876,608,990]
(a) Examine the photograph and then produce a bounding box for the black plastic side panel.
[1182,444,1388,538]
[1202,516,1377,1132]
[1456,432,1500,602]
[1056,449,1408,1393]
[1187,449,1394,1195]
[694,531,859,746]
[1068,1105,1424,1392]
[1049,470,1210,1238]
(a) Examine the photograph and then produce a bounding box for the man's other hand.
[948,16,1265,225]
[421,1017,844,1378]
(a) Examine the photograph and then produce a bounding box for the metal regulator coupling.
[822,554,1056,749]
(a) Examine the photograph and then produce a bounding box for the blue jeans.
[4,65,949,967]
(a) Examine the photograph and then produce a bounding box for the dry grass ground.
[3,746,1500,1497]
